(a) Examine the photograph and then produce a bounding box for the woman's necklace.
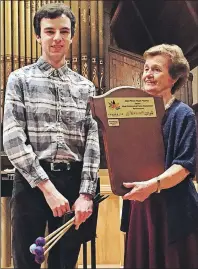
[165,96,176,111]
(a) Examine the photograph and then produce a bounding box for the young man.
[3,3,100,269]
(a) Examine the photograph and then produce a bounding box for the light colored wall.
[192,67,198,104]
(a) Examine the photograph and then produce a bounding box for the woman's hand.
[122,165,190,202]
[122,178,157,202]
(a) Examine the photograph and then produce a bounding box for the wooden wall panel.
[109,46,144,89]
[175,72,193,106]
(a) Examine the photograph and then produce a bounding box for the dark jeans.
[11,162,97,269]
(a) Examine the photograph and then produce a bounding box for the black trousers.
[11,162,98,269]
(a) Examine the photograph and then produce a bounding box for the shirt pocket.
[61,89,87,126]
[26,85,56,122]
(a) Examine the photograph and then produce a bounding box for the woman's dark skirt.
[123,194,198,268]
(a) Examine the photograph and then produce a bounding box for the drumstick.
[44,218,74,248]
[44,221,74,255]
[45,217,74,242]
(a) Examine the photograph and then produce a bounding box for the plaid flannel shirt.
[3,57,100,196]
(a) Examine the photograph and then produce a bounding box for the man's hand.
[72,194,93,230]
[37,180,70,217]
[122,178,157,202]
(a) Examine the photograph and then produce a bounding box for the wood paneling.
[109,46,144,89]
[175,73,193,106]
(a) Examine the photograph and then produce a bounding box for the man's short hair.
[34,3,76,38]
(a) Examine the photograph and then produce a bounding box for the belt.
[40,161,83,172]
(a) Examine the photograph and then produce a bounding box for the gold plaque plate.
[105,97,156,118]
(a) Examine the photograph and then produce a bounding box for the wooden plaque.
[90,86,165,196]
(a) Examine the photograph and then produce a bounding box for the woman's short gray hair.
[143,44,190,94]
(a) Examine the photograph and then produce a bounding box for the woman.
[121,44,198,268]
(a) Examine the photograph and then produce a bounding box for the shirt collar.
[37,57,69,79]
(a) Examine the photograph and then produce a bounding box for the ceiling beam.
[110,1,124,29]
[185,1,198,27]
[130,0,155,46]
